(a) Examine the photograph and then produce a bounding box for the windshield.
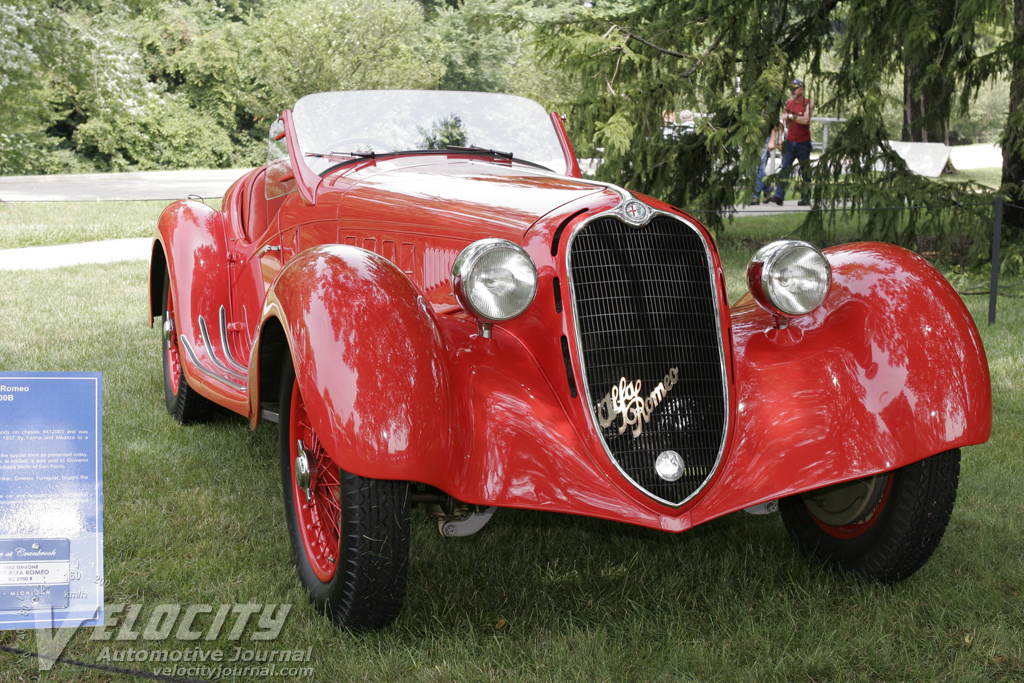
[291,90,568,176]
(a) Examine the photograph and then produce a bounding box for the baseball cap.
[791,79,804,87]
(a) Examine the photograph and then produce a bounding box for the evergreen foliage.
[994,0,1024,249]
[535,0,1013,261]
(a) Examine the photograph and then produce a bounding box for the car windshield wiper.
[306,150,377,159]
[318,147,554,177]
[334,151,379,158]
[317,149,421,176]
[446,145,514,159]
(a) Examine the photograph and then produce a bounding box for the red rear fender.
[150,198,240,407]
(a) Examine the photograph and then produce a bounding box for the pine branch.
[610,25,725,77]
[610,24,688,58]
[776,0,842,54]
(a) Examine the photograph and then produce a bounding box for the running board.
[260,403,280,423]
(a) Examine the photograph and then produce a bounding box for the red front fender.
[694,242,991,523]
[256,245,452,479]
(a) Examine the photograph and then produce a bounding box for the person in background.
[751,120,784,205]
[663,110,696,139]
[662,110,677,138]
[771,79,813,206]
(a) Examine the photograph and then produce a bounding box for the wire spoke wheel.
[163,285,182,397]
[279,356,411,629]
[160,269,210,424]
[289,393,342,583]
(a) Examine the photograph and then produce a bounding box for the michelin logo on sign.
[0,539,71,611]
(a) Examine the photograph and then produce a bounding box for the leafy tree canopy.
[0,0,448,172]
[240,0,444,125]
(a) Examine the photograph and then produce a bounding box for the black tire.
[279,356,410,630]
[161,270,211,424]
[779,449,960,584]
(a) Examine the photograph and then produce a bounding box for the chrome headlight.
[747,240,831,317]
[451,239,538,322]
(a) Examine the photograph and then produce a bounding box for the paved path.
[0,169,243,269]
[0,238,151,270]
[0,167,817,271]
[0,201,807,272]
[0,169,245,202]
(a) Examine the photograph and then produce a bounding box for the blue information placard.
[0,372,103,629]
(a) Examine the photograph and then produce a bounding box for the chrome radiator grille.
[568,214,727,506]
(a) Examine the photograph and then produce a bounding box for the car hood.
[321,155,611,243]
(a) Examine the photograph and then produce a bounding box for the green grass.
[0,207,1022,682]
[0,201,166,249]
[947,167,1003,189]
[0,199,220,250]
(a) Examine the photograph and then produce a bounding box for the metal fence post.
[989,195,1003,325]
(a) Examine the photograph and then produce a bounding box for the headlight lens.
[747,240,831,317]
[452,239,538,322]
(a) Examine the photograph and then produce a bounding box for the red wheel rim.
[289,381,341,583]
[165,287,181,396]
[809,474,893,540]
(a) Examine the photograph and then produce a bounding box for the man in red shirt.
[770,79,814,206]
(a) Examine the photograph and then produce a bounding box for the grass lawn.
[0,199,221,250]
[948,167,1003,189]
[0,202,1021,682]
[0,201,167,250]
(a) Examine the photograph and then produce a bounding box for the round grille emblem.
[621,199,650,225]
[655,450,685,482]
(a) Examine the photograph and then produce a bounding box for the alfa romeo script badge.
[596,368,680,438]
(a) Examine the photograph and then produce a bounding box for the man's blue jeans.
[753,146,772,199]
[773,140,812,202]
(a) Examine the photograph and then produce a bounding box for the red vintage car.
[150,90,991,630]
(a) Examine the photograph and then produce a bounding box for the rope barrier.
[0,643,216,683]
[688,200,997,216]
[697,195,1021,319]
[959,283,1024,298]
[963,291,1024,298]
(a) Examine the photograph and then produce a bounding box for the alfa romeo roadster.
[150,90,991,630]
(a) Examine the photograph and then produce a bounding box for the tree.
[0,0,72,174]
[537,0,839,228]
[1000,0,1024,246]
[900,0,969,143]
[431,0,524,92]
[535,0,999,260]
[428,0,576,100]
[0,0,248,172]
[239,0,444,125]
